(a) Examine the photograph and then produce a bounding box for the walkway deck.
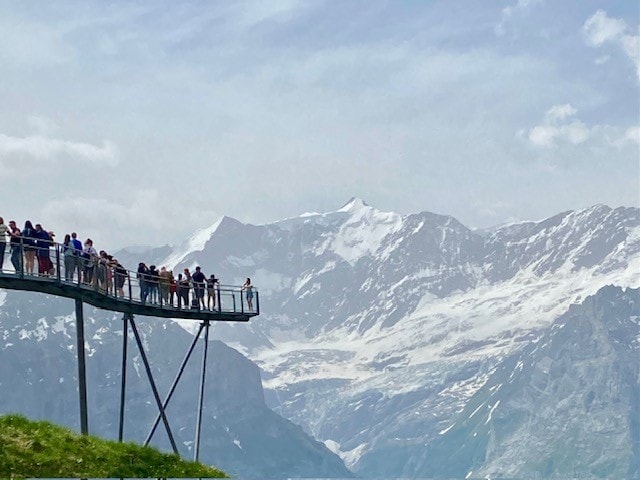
[0,243,259,322]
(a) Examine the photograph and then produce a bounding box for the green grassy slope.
[0,414,227,478]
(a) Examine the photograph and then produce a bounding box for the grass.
[0,414,227,478]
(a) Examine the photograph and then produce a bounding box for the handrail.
[0,236,260,317]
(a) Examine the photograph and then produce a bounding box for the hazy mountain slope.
[404,285,640,479]
[0,291,351,479]
[147,199,638,475]
[3,200,638,478]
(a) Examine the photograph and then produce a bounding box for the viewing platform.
[0,234,259,460]
[0,241,259,322]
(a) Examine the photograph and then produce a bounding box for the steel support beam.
[194,320,210,462]
[129,316,179,455]
[118,313,130,442]
[75,298,89,435]
[145,321,206,446]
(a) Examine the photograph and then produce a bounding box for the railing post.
[255,291,260,315]
[128,275,132,302]
[19,237,24,278]
[216,285,221,313]
[55,243,61,283]
[240,288,244,314]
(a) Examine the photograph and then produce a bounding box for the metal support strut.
[129,316,179,455]
[75,298,89,435]
[118,313,129,442]
[144,321,206,446]
[194,320,210,462]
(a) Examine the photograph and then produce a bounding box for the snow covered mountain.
[142,199,639,477]
[1,199,638,478]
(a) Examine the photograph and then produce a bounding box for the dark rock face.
[0,291,351,479]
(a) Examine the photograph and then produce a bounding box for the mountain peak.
[338,197,370,213]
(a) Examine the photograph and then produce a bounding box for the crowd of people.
[0,217,256,311]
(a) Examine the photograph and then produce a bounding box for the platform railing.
[0,237,259,316]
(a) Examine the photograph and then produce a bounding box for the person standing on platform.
[207,274,219,310]
[177,273,190,309]
[159,266,171,304]
[242,277,254,310]
[146,265,159,303]
[62,234,75,281]
[0,217,8,271]
[71,232,83,283]
[137,262,149,304]
[22,221,37,275]
[82,239,97,285]
[191,266,206,310]
[8,221,21,272]
[169,272,177,306]
[114,260,128,298]
[34,224,53,276]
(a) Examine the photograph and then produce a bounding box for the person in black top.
[22,220,37,274]
[147,265,160,304]
[34,224,53,276]
[191,266,206,310]
[137,262,149,304]
[206,274,219,310]
[113,260,128,298]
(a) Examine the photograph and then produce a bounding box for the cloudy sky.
[0,1,638,250]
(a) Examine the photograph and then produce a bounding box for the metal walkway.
[0,239,260,462]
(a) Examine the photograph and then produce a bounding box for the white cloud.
[495,0,543,36]
[527,104,592,147]
[583,10,627,46]
[0,133,118,166]
[544,104,577,123]
[527,104,639,151]
[613,126,640,148]
[583,10,640,79]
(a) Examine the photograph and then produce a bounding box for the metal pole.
[255,291,260,315]
[75,298,89,435]
[145,322,205,446]
[55,243,61,283]
[129,317,179,455]
[118,314,129,442]
[194,320,210,462]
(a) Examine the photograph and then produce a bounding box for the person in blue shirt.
[71,232,83,283]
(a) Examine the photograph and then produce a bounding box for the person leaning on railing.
[113,260,128,298]
[71,233,83,283]
[0,217,7,271]
[22,221,37,275]
[8,221,22,272]
[62,234,76,281]
[82,239,98,285]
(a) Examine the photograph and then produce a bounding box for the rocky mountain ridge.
[1,199,638,478]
